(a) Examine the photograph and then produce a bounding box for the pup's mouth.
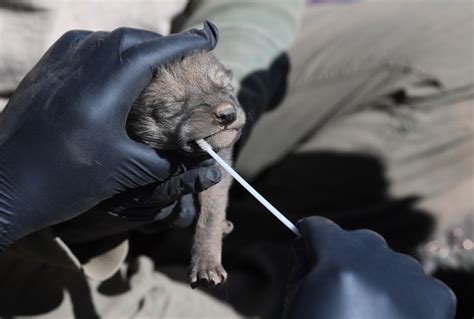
[185,129,242,154]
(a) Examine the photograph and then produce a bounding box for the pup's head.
[128,52,246,155]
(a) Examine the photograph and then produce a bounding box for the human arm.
[285,216,456,319]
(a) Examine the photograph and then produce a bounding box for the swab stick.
[197,139,301,237]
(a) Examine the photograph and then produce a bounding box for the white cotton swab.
[196,139,301,237]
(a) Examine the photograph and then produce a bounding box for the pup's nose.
[214,104,236,125]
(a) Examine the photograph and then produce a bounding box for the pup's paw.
[189,260,227,289]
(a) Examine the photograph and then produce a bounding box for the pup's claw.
[190,262,227,289]
[189,269,198,288]
[207,270,219,285]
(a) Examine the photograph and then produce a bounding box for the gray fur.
[127,51,246,288]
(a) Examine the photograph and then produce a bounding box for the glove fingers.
[193,158,217,168]
[151,166,221,204]
[298,216,344,255]
[27,30,93,84]
[117,140,175,189]
[105,27,163,53]
[122,136,222,190]
[122,21,218,68]
[46,30,93,59]
[170,194,197,228]
[350,229,389,250]
[102,166,218,224]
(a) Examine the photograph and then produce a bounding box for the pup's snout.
[214,103,236,126]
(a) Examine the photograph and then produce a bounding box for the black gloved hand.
[0,22,219,250]
[285,216,456,319]
[100,159,220,227]
[54,161,220,244]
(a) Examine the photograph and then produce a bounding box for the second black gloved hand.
[285,216,456,319]
[0,22,218,249]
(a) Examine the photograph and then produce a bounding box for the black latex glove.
[100,159,220,227]
[54,162,219,244]
[0,22,219,250]
[285,216,456,319]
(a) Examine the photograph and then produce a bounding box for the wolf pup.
[127,51,246,288]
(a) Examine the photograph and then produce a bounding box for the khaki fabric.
[235,0,473,255]
[181,0,304,86]
[237,0,474,180]
[0,252,241,318]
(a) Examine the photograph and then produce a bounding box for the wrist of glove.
[285,216,456,319]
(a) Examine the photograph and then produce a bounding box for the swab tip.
[196,139,212,152]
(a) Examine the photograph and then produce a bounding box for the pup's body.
[127,52,246,288]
